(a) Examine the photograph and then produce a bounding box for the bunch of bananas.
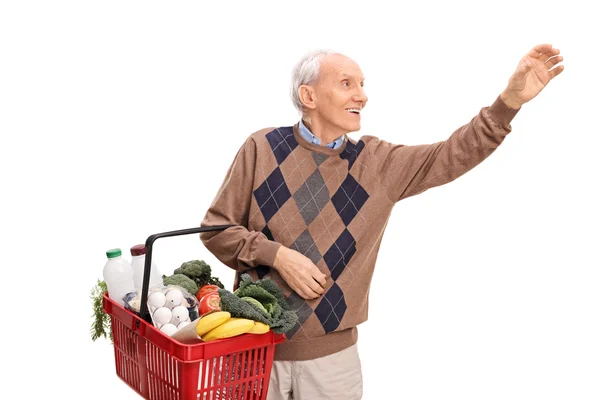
[195,311,270,342]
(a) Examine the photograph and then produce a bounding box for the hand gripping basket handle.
[139,224,235,324]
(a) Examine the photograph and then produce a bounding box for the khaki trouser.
[266,343,363,400]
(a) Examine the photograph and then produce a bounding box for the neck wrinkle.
[302,117,344,145]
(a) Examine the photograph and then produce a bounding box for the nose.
[353,86,368,106]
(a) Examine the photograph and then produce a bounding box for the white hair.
[290,49,338,116]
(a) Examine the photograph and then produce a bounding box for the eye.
[342,80,350,87]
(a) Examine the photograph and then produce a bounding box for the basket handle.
[139,225,235,324]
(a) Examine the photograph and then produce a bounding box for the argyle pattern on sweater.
[200,97,520,360]
[254,126,368,337]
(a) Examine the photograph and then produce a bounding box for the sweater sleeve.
[369,96,520,202]
[199,136,282,271]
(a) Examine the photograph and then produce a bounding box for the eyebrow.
[340,75,366,81]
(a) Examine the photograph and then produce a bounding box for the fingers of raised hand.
[527,44,558,59]
[544,55,563,68]
[548,64,565,79]
[543,53,565,79]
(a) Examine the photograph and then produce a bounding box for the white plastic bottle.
[103,248,135,307]
[130,244,163,290]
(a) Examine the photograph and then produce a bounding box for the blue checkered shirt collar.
[298,119,345,150]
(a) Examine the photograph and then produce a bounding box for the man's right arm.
[200,135,326,299]
[200,136,281,271]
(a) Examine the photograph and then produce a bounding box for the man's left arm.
[372,43,564,203]
[370,96,518,202]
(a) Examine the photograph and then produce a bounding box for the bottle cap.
[106,248,122,258]
[130,244,146,256]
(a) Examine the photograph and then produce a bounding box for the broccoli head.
[175,260,211,283]
[162,273,198,295]
[174,260,224,289]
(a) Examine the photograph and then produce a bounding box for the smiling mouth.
[346,108,361,114]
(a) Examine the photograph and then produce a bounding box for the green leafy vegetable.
[241,296,270,317]
[90,279,112,343]
[162,273,198,295]
[218,274,298,334]
[164,259,225,295]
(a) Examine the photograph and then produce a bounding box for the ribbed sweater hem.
[273,327,358,361]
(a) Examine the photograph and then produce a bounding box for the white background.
[2,1,599,399]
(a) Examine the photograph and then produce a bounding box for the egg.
[165,289,183,309]
[171,305,190,323]
[147,291,167,310]
[153,307,173,326]
[159,323,178,336]
[177,321,190,329]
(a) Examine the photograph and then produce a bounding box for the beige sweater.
[200,96,519,361]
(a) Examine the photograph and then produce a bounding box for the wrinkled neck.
[302,116,345,145]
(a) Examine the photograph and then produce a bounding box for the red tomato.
[199,292,221,315]
[196,284,219,302]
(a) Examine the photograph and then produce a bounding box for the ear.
[299,84,317,110]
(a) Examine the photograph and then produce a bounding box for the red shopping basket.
[102,225,286,400]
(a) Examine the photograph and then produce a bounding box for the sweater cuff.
[488,95,520,129]
[254,238,282,267]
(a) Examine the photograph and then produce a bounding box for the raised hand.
[501,44,565,109]
[273,246,327,300]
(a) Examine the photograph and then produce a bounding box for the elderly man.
[200,44,564,399]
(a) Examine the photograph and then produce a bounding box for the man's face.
[310,54,368,135]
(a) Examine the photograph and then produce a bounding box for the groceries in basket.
[220,273,299,334]
[97,248,300,343]
[124,284,200,336]
[163,259,225,296]
[96,226,288,400]
[101,244,164,308]
[130,244,163,290]
[103,248,135,307]
[122,258,229,337]
[171,310,272,343]
[171,273,299,344]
